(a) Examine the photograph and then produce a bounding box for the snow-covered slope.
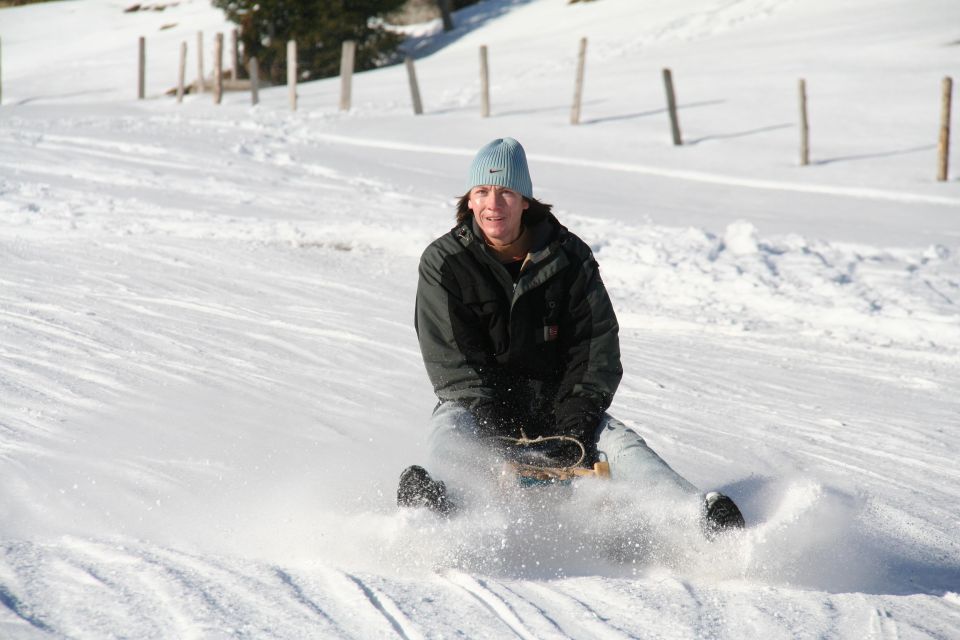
[1,0,959,637]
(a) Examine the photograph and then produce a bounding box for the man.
[398,137,744,535]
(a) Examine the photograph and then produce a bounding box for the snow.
[1,0,959,637]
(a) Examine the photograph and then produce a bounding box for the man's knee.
[595,416,655,464]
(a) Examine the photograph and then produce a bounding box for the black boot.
[703,491,745,538]
[397,465,455,516]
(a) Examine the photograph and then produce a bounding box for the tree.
[213,0,407,85]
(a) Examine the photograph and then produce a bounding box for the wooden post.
[439,0,454,32]
[570,37,587,125]
[176,41,187,103]
[196,31,206,93]
[249,57,259,106]
[479,45,490,118]
[938,76,953,182]
[405,56,423,115]
[662,68,682,146]
[213,32,223,104]
[287,39,297,111]
[138,36,146,99]
[230,28,240,80]
[799,78,810,166]
[340,40,356,111]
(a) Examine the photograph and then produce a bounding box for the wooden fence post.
[405,56,423,115]
[249,57,259,106]
[287,40,297,111]
[799,78,810,166]
[662,68,682,146]
[938,76,953,182]
[230,28,239,80]
[570,37,587,125]
[340,40,356,111]
[439,0,454,32]
[480,45,490,118]
[213,32,223,104]
[138,36,146,99]
[176,41,187,103]
[196,31,205,92]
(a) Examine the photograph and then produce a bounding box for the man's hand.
[556,398,603,463]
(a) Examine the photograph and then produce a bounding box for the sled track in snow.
[442,571,540,640]
[518,581,637,639]
[345,573,424,640]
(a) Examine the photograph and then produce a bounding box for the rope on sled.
[488,429,587,471]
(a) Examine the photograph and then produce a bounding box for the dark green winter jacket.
[415,213,622,447]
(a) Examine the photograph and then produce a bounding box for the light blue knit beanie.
[465,137,533,199]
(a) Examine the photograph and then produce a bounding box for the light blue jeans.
[427,401,701,503]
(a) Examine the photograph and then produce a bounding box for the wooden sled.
[504,460,611,482]
[492,432,611,487]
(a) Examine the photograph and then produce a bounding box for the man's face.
[467,185,529,247]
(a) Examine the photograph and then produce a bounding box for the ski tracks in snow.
[342,573,424,640]
[1,518,958,638]
[438,570,714,640]
[504,580,638,640]
[870,607,901,640]
[443,570,543,640]
[0,540,674,639]
[0,539,434,639]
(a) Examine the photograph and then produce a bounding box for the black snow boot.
[397,465,454,516]
[703,491,745,538]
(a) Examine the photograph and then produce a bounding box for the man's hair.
[455,192,553,226]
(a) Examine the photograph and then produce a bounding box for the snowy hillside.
[1,0,959,637]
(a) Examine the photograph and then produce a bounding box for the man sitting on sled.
[398,137,744,536]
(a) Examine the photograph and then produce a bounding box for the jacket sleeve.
[414,243,516,434]
[554,250,623,447]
